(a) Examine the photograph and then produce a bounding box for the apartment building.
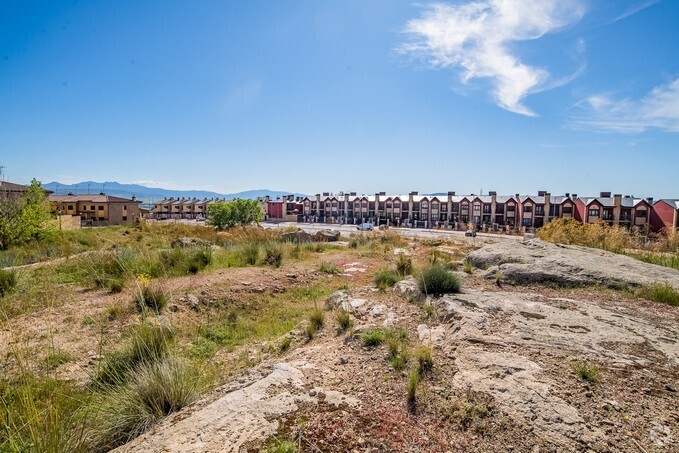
[152,197,222,220]
[50,193,141,226]
[264,190,675,233]
[650,199,679,232]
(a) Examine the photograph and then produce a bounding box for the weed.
[418,266,461,296]
[134,285,170,313]
[423,303,435,319]
[267,438,298,453]
[407,367,419,404]
[396,254,413,276]
[636,283,679,306]
[373,269,402,290]
[187,337,218,359]
[335,309,353,333]
[414,345,433,373]
[495,271,502,287]
[462,259,474,274]
[109,279,125,293]
[239,242,261,266]
[309,308,325,330]
[386,336,409,371]
[44,349,72,369]
[0,268,18,296]
[319,261,340,274]
[106,303,124,321]
[361,329,386,346]
[572,360,600,383]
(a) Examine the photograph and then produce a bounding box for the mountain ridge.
[43,181,306,203]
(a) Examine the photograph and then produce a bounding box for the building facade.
[50,193,141,226]
[263,190,676,234]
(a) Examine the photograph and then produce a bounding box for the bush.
[109,279,125,293]
[418,266,461,295]
[134,285,170,313]
[396,254,413,276]
[636,283,679,306]
[462,259,474,274]
[263,242,283,268]
[335,309,353,333]
[267,439,298,453]
[361,329,386,346]
[279,337,292,352]
[537,218,638,253]
[373,269,402,290]
[0,268,18,296]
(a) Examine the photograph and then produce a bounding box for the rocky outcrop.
[393,276,422,301]
[280,229,313,243]
[314,229,340,242]
[116,361,358,452]
[468,239,679,289]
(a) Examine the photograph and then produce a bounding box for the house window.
[589,209,599,217]
[473,204,481,212]
[98,206,104,211]
[524,205,533,213]
[98,217,104,221]
[635,210,647,218]
[123,205,127,210]
[507,204,515,212]
[563,206,573,214]
[483,204,491,213]
[535,206,544,216]
[523,218,532,227]
[91,205,95,211]
[67,205,73,210]
[122,216,127,221]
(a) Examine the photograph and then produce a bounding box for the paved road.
[261,221,522,242]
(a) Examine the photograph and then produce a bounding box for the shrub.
[187,247,212,274]
[267,439,298,453]
[109,279,125,293]
[335,309,353,333]
[373,269,402,290]
[361,329,386,347]
[396,254,413,276]
[134,285,170,313]
[0,268,18,296]
[263,242,283,268]
[418,266,461,295]
[309,308,324,330]
[319,261,340,274]
[572,360,600,383]
[537,218,638,253]
[637,283,679,306]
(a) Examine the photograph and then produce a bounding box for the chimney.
[488,191,497,196]
[600,191,611,198]
[264,196,270,202]
[100,192,105,196]
[67,192,73,196]
[646,197,654,204]
[322,192,329,197]
[565,193,570,198]
[409,191,419,196]
[448,191,456,196]
[614,194,622,204]
[131,196,136,201]
[350,192,356,196]
[538,190,546,197]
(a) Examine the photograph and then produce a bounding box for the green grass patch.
[418,266,462,296]
[572,360,600,383]
[636,283,679,306]
[373,269,402,291]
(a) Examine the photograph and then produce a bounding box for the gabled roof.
[49,194,139,203]
[656,199,679,210]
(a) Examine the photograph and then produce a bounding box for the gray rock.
[186,294,200,310]
[394,277,423,302]
[314,229,340,242]
[468,239,679,290]
[281,229,313,243]
[171,237,210,248]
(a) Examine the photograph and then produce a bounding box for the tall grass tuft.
[134,285,170,313]
[396,254,413,276]
[263,242,283,268]
[636,283,679,306]
[239,242,261,266]
[373,269,402,291]
[418,266,461,296]
[0,268,18,296]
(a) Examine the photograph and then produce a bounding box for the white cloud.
[607,0,661,25]
[571,78,679,133]
[398,0,585,116]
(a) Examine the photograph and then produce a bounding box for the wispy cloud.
[570,77,679,133]
[607,0,661,25]
[398,0,585,116]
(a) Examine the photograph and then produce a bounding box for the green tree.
[207,199,262,230]
[0,178,55,250]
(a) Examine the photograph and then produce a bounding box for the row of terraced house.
[263,191,679,234]
[150,197,268,220]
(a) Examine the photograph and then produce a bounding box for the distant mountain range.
[43,181,306,204]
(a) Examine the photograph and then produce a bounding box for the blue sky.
[1,0,678,197]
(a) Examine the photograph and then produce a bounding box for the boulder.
[281,229,313,243]
[393,277,423,302]
[171,237,211,248]
[314,229,340,242]
[468,239,679,290]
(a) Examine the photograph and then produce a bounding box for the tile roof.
[49,194,138,203]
